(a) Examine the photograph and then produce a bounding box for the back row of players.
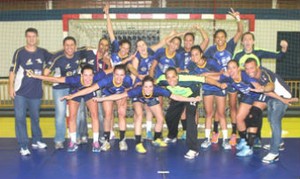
[10,4,297,162]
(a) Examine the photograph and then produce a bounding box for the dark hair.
[98,37,109,46]
[142,75,154,86]
[191,45,204,54]
[63,36,77,45]
[245,58,258,66]
[241,31,255,42]
[119,39,132,51]
[227,59,239,67]
[25,27,38,36]
[136,39,146,46]
[165,67,178,77]
[214,29,227,39]
[113,64,127,73]
[81,64,94,74]
[171,36,182,47]
[184,32,195,41]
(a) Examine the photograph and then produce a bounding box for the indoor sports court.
[0,0,299,179]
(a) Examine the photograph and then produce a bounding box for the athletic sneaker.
[152,138,167,147]
[262,153,279,164]
[100,141,111,151]
[229,134,237,146]
[184,150,199,159]
[211,132,219,144]
[146,131,153,140]
[222,139,231,150]
[119,139,128,151]
[55,142,64,150]
[236,138,247,150]
[77,136,88,145]
[32,141,47,149]
[201,138,211,149]
[164,137,177,144]
[67,142,78,152]
[253,138,262,148]
[20,148,31,156]
[236,145,253,157]
[180,131,187,140]
[263,142,285,151]
[135,143,147,154]
[92,141,101,153]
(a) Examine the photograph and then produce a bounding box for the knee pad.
[245,106,262,128]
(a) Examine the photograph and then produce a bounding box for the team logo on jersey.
[65,63,71,69]
[141,67,147,72]
[36,58,42,64]
[75,60,79,64]
[165,59,170,63]
[26,59,33,65]
[88,60,95,65]
[66,71,73,76]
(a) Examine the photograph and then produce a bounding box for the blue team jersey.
[219,71,259,98]
[153,48,181,78]
[97,73,132,96]
[136,48,155,75]
[80,49,109,73]
[128,86,171,105]
[234,48,286,68]
[257,67,291,98]
[177,49,191,70]
[110,40,129,66]
[205,38,236,71]
[47,50,87,89]
[10,47,52,98]
[188,59,222,91]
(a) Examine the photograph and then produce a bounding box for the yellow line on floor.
[0,117,299,138]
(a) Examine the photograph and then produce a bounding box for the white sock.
[70,132,77,143]
[222,129,228,140]
[205,129,211,139]
[93,132,99,143]
[146,120,152,132]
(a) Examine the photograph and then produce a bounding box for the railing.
[1,78,299,109]
[0,0,300,11]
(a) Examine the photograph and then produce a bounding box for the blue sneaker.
[236,145,253,157]
[236,138,247,150]
[180,131,186,140]
[146,131,153,140]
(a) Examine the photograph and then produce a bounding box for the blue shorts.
[240,94,269,105]
[72,91,97,103]
[226,86,238,93]
[203,90,227,97]
[132,97,160,107]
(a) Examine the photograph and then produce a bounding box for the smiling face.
[191,48,205,66]
[81,68,94,86]
[113,68,126,85]
[168,37,181,53]
[98,38,109,54]
[227,61,240,78]
[214,31,227,47]
[142,81,154,95]
[184,34,195,51]
[119,42,130,58]
[244,60,259,78]
[63,39,76,58]
[165,69,178,87]
[25,31,38,47]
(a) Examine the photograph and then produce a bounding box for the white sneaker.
[184,150,199,159]
[263,143,285,151]
[119,139,128,151]
[164,137,177,144]
[20,148,31,156]
[54,142,64,150]
[100,141,111,151]
[32,141,47,149]
[262,153,279,163]
[222,139,231,150]
[201,138,211,148]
